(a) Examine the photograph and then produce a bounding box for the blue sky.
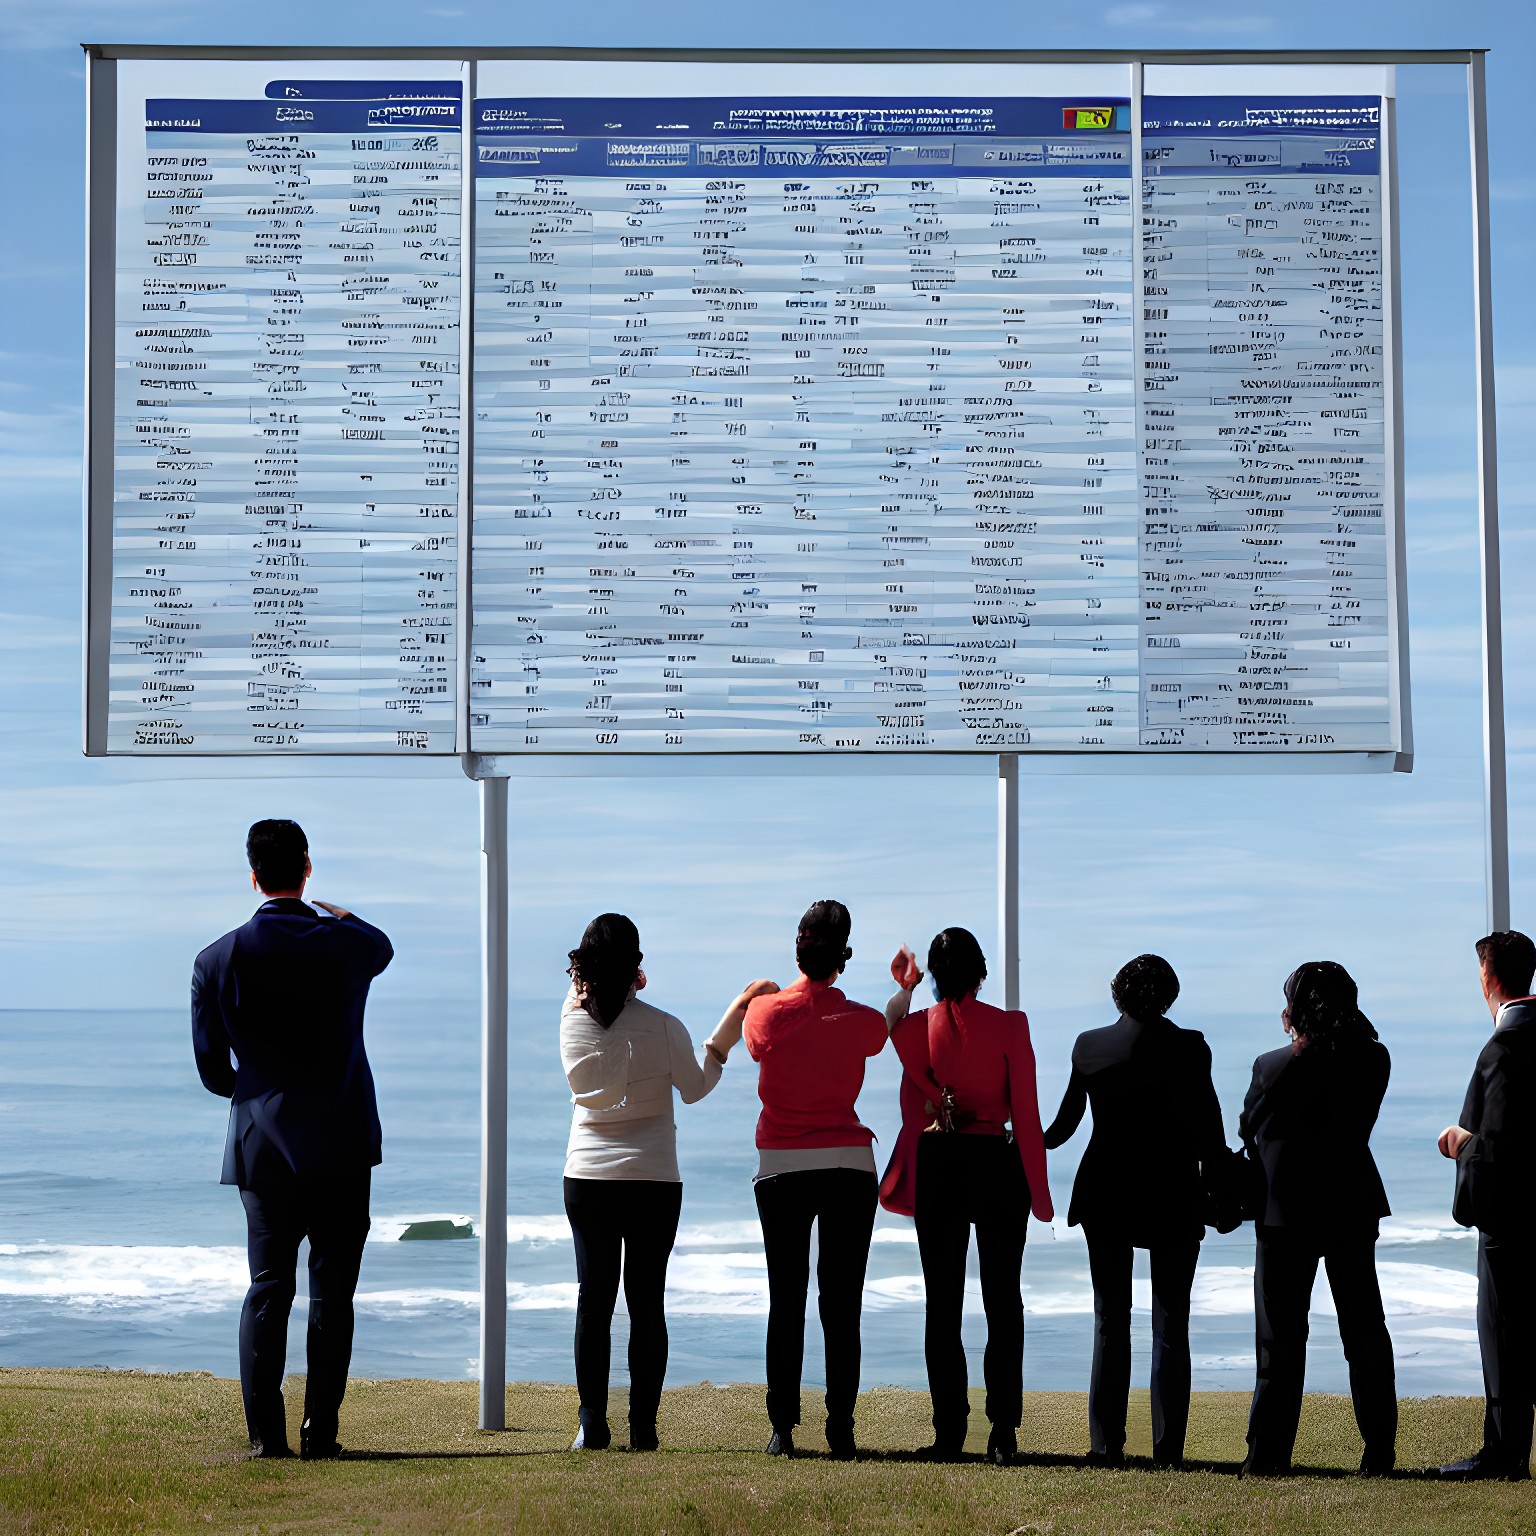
[1,0,1531,1076]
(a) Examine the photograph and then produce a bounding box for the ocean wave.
[0,1243,1479,1324]
[0,1243,248,1309]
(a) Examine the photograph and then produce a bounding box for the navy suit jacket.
[192,897,393,1187]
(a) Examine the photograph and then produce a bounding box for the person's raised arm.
[314,900,394,977]
[704,979,778,1064]
[886,944,923,1032]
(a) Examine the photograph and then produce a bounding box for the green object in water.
[399,1219,475,1241]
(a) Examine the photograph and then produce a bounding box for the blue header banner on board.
[145,98,463,133]
[473,95,1133,179]
[1142,96,1381,175]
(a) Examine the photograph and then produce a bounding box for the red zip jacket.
[744,976,888,1149]
[878,994,1053,1221]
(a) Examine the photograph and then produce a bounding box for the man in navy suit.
[193,819,393,1459]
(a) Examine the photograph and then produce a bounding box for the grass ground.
[1,1370,1530,1535]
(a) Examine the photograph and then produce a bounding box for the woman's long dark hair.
[1284,960,1378,1051]
[568,913,642,1029]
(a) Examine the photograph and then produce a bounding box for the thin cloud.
[1104,2,1273,32]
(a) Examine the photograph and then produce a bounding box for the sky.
[0,0,1531,1098]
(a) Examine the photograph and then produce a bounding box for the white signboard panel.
[1138,94,1394,749]
[84,54,1408,761]
[99,61,468,754]
[469,74,1139,753]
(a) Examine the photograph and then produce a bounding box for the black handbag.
[1201,1146,1254,1234]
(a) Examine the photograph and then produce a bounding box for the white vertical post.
[478,774,509,1430]
[998,754,1019,1011]
[1468,53,1510,933]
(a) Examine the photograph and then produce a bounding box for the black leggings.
[914,1134,1031,1440]
[754,1168,879,1436]
[563,1177,683,1432]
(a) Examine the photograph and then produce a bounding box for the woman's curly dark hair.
[1283,960,1378,1050]
[568,913,642,1029]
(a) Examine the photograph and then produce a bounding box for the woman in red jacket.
[882,927,1053,1464]
[708,900,888,1460]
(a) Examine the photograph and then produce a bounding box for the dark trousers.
[563,1176,683,1433]
[753,1167,878,1436]
[238,1168,371,1455]
[1247,1224,1397,1471]
[1476,1231,1536,1475]
[1084,1226,1201,1462]
[914,1133,1030,1441]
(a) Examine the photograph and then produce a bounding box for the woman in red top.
[708,900,887,1460]
[881,927,1053,1464]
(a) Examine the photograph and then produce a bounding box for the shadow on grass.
[330,1447,1445,1478]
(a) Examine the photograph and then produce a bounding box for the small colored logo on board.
[1063,106,1129,130]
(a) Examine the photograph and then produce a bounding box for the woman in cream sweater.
[560,912,773,1451]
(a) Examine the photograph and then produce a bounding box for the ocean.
[0,999,1486,1400]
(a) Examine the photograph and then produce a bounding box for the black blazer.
[1239,1036,1391,1231]
[1043,1013,1228,1239]
[192,898,393,1187]
[1455,999,1536,1236]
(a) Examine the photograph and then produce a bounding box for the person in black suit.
[192,819,393,1460]
[1043,954,1229,1467]
[1437,929,1536,1482]
[1239,961,1395,1476]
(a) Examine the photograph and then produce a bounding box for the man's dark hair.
[247,819,309,893]
[1111,954,1180,1021]
[1476,931,1536,999]
[797,900,852,981]
[927,927,988,1002]
[568,913,643,1029]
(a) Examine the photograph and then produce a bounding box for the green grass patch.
[0,1369,1525,1535]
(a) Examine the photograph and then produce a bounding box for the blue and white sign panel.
[87,58,1406,758]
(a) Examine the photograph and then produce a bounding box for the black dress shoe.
[247,1444,295,1460]
[629,1423,659,1452]
[826,1427,857,1461]
[299,1438,343,1461]
[986,1426,1017,1466]
[1359,1450,1395,1477]
[571,1417,611,1451]
[1239,1449,1289,1478]
[918,1439,967,1463]
[767,1429,795,1458]
[1086,1448,1124,1469]
[1438,1453,1526,1481]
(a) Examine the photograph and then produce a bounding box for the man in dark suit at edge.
[1438,930,1536,1481]
[192,819,394,1459]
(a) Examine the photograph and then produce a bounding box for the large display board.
[84,56,1407,758]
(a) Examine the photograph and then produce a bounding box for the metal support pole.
[478,775,509,1430]
[1468,53,1510,933]
[998,754,1019,1011]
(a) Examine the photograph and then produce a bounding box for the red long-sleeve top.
[744,976,888,1150]
[878,994,1053,1222]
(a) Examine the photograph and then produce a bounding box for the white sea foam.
[0,1238,1480,1328]
[0,1243,249,1308]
